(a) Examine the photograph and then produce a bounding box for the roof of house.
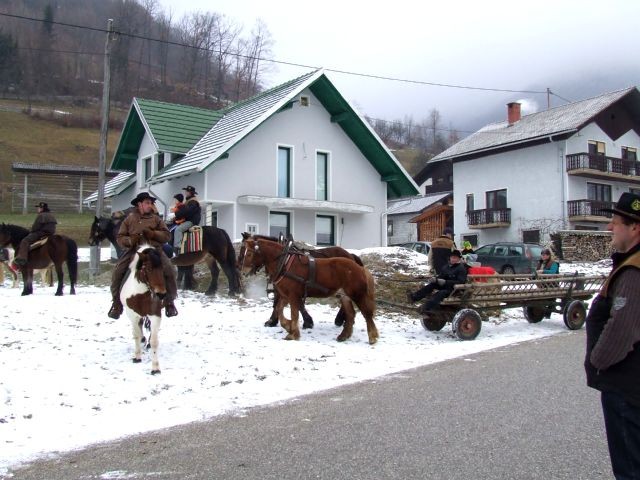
[111,98,223,171]
[84,172,135,204]
[147,69,419,198]
[387,192,452,215]
[431,86,640,163]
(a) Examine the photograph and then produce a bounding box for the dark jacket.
[31,211,57,235]
[429,235,455,275]
[175,197,201,225]
[437,262,468,290]
[585,244,640,407]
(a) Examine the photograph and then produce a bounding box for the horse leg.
[54,262,64,296]
[354,296,379,345]
[131,315,143,364]
[336,296,356,342]
[265,291,280,327]
[219,260,240,296]
[285,299,301,341]
[334,306,346,327]
[148,314,162,375]
[300,302,314,330]
[276,297,291,333]
[204,257,220,296]
[21,269,33,296]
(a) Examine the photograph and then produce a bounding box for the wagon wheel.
[523,306,545,323]
[420,312,447,331]
[452,309,482,341]
[563,300,587,330]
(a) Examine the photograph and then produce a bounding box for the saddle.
[29,237,50,251]
[177,226,203,255]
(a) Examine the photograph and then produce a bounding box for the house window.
[143,156,152,181]
[387,220,394,236]
[522,229,540,244]
[270,211,290,238]
[622,146,637,162]
[461,234,478,247]
[587,182,611,202]
[246,223,258,235]
[466,194,474,212]
[277,146,291,198]
[486,189,507,209]
[157,153,165,171]
[588,140,606,156]
[316,215,335,246]
[316,152,328,201]
[210,210,218,227]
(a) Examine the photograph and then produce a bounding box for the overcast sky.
[158,0,640,132]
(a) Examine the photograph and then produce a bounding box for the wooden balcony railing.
[566,152,640,177]
[567,199,614,221]
[466,208,511,228]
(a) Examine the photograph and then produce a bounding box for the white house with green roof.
[93,69,418,248]
[429,87,640,249]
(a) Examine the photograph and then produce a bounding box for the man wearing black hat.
[586,192,640,478]
[14,202,57,266]
[107,192,178,319]
[407,249,467,313]
[172,186,201,256]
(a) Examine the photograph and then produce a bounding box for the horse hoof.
[132,358,142,363]
[264,319,278,327]
[302,321,314,330]
[334,318,344,327]
[151,369,161,375]
[55,292,63,296]
[284,333,299,341]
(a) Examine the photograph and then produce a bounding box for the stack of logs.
[551,230,612,262]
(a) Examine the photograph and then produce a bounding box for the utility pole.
[90,18,114,276]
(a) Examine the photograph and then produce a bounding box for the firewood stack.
[551,231,613,262]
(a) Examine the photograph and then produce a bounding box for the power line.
[0,12,551,96]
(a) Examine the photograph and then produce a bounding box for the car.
[473,242,544,274]
[393,241,431,255]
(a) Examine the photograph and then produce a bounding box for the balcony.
[566,152,640,183]
[567,199,614,222]
[467,208,511,229]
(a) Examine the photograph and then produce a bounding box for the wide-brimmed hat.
[450,249,462,258]
[183,186,197,195]
[130,191,156,206]
[34,202,48,209]
[602,192,640,222]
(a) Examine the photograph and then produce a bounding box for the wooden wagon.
[409,273,605,341]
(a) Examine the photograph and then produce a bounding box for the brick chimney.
[507,102,521,125]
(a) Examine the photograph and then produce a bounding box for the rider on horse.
[172,186,201,256]
[108,192,179,319]
[14,202,57,266]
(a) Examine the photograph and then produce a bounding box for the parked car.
[474,242,544,274]
[393,241,431,255]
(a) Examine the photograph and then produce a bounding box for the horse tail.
[65,237,78,287]
[221,229,241,293]
[364,267,376,313]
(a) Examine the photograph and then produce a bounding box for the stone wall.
[551,230,612,262]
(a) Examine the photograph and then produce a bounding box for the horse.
[90,215,240,296]
[239,233,364,329]
[121,245,167,375]
[240,237,379,344]
[0,247,55,288]
[0,223,77,296]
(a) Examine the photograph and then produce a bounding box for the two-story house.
[428,87,640,247]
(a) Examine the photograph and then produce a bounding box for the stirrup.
[108,301,123,319]
[165,303,178,317]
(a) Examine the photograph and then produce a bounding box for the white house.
[86,69,419,248]
[428,87,640,247]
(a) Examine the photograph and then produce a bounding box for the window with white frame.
[245,223,258,235]
[277,146,291,198]
[143,156,152,181]
[316,215,335,246]
[316,152,328,201]
[270,211,290,238]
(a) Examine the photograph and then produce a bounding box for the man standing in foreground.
[586,192,640,479]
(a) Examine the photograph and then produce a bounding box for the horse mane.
[0,223,30,244]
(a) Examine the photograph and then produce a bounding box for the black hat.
[183,186,197,195]
[173,193,184,202]
[35,202,48,209]
[602,192,640,223]
[130,191,156,206]
[450,249,462,258]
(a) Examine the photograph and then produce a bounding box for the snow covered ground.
[0,247,611,475]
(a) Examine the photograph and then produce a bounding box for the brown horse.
[0,223,77,296]
[240,238,379,344]
[239,233,364,329]
[121,245,167,375]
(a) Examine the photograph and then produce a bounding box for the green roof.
[111,98,223,171]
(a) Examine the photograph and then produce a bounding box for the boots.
[164,301,178,317]
[108,299,123,319]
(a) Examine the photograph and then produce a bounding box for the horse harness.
[272,242,330,299]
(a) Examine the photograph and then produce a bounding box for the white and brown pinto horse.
[240,238,379,344]
[121,245,168,375]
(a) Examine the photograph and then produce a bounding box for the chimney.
[507,102,521,125]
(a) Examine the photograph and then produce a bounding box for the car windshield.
[475,245,492,255]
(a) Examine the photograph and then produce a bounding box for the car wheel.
[501,265,515,275]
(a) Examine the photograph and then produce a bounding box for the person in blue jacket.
[536,248,559,274]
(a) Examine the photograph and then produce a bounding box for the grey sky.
[159,0,640,132]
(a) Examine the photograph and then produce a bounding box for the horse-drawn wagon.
[380,272,606,341]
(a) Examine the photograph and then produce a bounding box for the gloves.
[428,277,437,284]
[436,278,446,287]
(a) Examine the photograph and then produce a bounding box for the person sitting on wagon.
[536,248,559,274]
[461,240,475,255]
[172,186,201,256]
[428,227,456,275]
[407,249,468,313]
